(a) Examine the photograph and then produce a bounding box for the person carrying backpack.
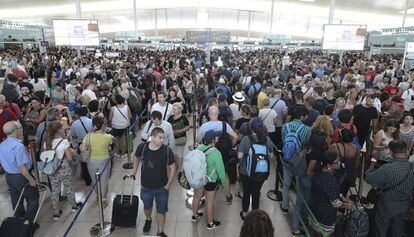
[189,130,228,230]
[238,118,274,221]
[280,106,311,235]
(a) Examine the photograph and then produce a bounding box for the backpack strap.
[222,121,227,136]
[163,103,169,120]
[79,117,89,134]
[248,135,256,154]
[140,142,148,161]
[115,106,128,121]
[270,99,280,110]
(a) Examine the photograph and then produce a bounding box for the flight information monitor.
[322,24,367,51]
[53,19,100,46]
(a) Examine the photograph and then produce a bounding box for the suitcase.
[0,184,48,237]
[111,175,139,227]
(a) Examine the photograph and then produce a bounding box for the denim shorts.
[140,187,169,214]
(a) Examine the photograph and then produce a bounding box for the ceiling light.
[299,0,316,2]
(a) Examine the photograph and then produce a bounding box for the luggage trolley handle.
[121,175,136,205]
[13,183,49,223]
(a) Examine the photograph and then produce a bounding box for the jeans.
[281,167,312,230]
[5,173,39,221]
[240,175,265,212]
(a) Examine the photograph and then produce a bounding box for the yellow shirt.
[257,91,268,110]
[83,133,113,160]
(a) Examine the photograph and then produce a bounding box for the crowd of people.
[0,46,413,237]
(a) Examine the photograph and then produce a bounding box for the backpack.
[343,209,370,237]
[127,89,142,115]
[216,122,237,165]
[218,106,230,123]
[183,146,216,189]
[246,136,270,182]
[37,139,65,175]
[282,123,305,162]
[250,85,261,105]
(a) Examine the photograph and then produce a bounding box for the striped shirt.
[281,119,311,146]
[365,159,414,201]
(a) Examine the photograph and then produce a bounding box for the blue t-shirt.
[198,121,234,139]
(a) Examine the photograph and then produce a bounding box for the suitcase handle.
[121,175,136,205]
[13,183,49,223]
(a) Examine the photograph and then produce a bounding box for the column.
[75,0,81,18]
[75,0,81,57]
[328,0,336,24]
[269,0,275,36]
[155,9,158,37]
[133,0,137,36]
[247,11,252,41]
[403,0,409,27]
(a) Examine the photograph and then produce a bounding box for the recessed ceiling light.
[299,0,316,2]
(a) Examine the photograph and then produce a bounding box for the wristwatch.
[370,158,377,163]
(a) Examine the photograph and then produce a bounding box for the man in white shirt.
[66,76,79,113]
[269,89,287,149]
[81,81,97,105]
[140,111,175,151]
[80,63,89,79]
[401,81,414,112]
[259,98,277,144]
[151,91,172,121]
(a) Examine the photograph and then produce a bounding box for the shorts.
[140,187,169,214]
[204,182,218,192]
[173,145,185,158]
[111,128,127,137]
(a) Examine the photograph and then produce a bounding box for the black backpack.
[218,106,230,123]
[216,122,237,165]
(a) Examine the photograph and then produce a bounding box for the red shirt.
[383,85,400,97]
[0,109,18,142]
[332,123,358,143]
[364,71,376,81]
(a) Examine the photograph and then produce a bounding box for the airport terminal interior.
[0,0,414,237]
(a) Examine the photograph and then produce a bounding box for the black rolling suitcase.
[111,175,139,227]
[0,184,48,237]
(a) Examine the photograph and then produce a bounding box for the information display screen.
[322,24,366,51]
[53,19,100,46]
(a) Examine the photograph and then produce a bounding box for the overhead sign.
[186,31,230,43]
[322,24,367,51]
[53,19,100,46]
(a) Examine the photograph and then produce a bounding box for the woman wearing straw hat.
[230,92,246,123]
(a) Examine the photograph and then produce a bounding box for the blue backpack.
[282,124,305,162]
[246,136,270,182]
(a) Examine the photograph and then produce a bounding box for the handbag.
[80,134,91,163]
[38,139,65,175]
[177,171,190,190]
[366,164,413,204]
[175,136,187,146]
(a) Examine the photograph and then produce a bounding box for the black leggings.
[240,175,264,212]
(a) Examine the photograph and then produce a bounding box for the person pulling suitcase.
[128,127,177,237]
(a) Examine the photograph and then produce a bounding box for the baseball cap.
[203,130,217,144]
[250,117,263,130]
[218,93,227,102]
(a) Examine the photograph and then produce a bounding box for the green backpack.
[127,90,142,114]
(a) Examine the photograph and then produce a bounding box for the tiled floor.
[0,128,300,237]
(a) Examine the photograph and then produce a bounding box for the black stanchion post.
[267,149,283,201]
[90,172,113,237]
[123,128,133,169]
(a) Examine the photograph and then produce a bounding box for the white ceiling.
[0,0,412,39]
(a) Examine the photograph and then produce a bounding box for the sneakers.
[225,194,233,205]
[157,232,167,237]
[207,220,221,230]
[143,219,152,233]
[280,203,288,215]
[71,203,83,213]
[191,212,204,222]
[53,210,63,221]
